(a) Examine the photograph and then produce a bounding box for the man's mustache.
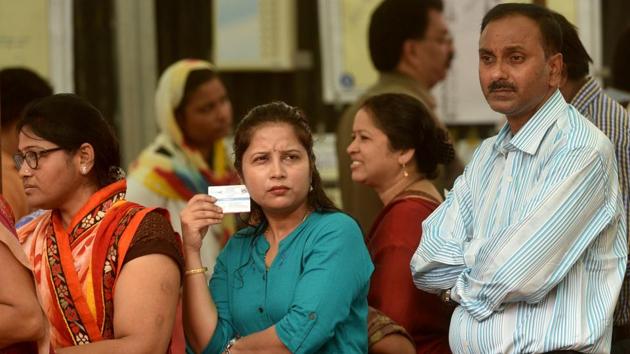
[489,81,516,92]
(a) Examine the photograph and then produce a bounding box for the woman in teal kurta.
[181,102,373,354]
[207,211,371,353]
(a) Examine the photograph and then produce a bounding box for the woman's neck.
[264,204,310,243]
[376,171,440,206]
[198,143,214,164]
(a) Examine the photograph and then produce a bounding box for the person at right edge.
[552,12,630,354]
[412,3,626,353]
[336,0,463,233]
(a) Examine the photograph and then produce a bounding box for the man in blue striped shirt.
[411,4,627,353]
[553,12,630,353]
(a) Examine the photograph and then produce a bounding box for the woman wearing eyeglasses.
[15,94,183,354]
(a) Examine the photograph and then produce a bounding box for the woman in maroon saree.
[347,93,456,354]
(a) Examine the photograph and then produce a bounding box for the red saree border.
[91,202,157,337]
[49,215,100,344]
[67,181,126,246]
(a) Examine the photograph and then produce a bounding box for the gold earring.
[402,163,409,178]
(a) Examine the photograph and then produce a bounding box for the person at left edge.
[0,196,50,354]
[0,68,52,220]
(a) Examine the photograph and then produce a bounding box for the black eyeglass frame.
[13,147,64,170]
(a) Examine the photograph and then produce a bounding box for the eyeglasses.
[13,147,64,170]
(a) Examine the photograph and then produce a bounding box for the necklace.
[264,209,310,269]
[264,209,310,240]
[403,177,424,191]
[397,178,443,204]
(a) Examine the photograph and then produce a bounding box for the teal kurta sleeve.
[275,214,373,353]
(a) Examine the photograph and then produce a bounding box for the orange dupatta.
[17,180,163,349]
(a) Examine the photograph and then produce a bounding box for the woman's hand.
[180,194,224,253]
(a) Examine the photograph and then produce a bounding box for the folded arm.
[411,175,473,293]
[413,149,625,321]
[454,151,622,320]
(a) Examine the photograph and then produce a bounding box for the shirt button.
[258,307,264,313]
[308,312,317,320]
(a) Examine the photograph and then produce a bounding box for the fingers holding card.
[207,185,251,214]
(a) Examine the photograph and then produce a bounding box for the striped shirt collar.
[494,90,566,156]
[570,76,600,112]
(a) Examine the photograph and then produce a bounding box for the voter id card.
[208,185,251,213]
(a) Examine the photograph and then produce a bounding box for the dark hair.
[233,101,338,226]
[612,26,630,92]
[17,94,121,188]
[553,12,592,80]
[0,68,52,129]
[481,3,562,58]
[174,68,218,116]
[369,0,444,72]
[360,93,454,179]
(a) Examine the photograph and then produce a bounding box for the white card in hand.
[208,185,251,213]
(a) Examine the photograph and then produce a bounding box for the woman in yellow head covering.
[127,59,238,270]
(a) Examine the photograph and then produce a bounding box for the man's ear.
[76,142,95,175]
[402,39,416,58]
[548,52,564,88]
[401,38,424,65]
